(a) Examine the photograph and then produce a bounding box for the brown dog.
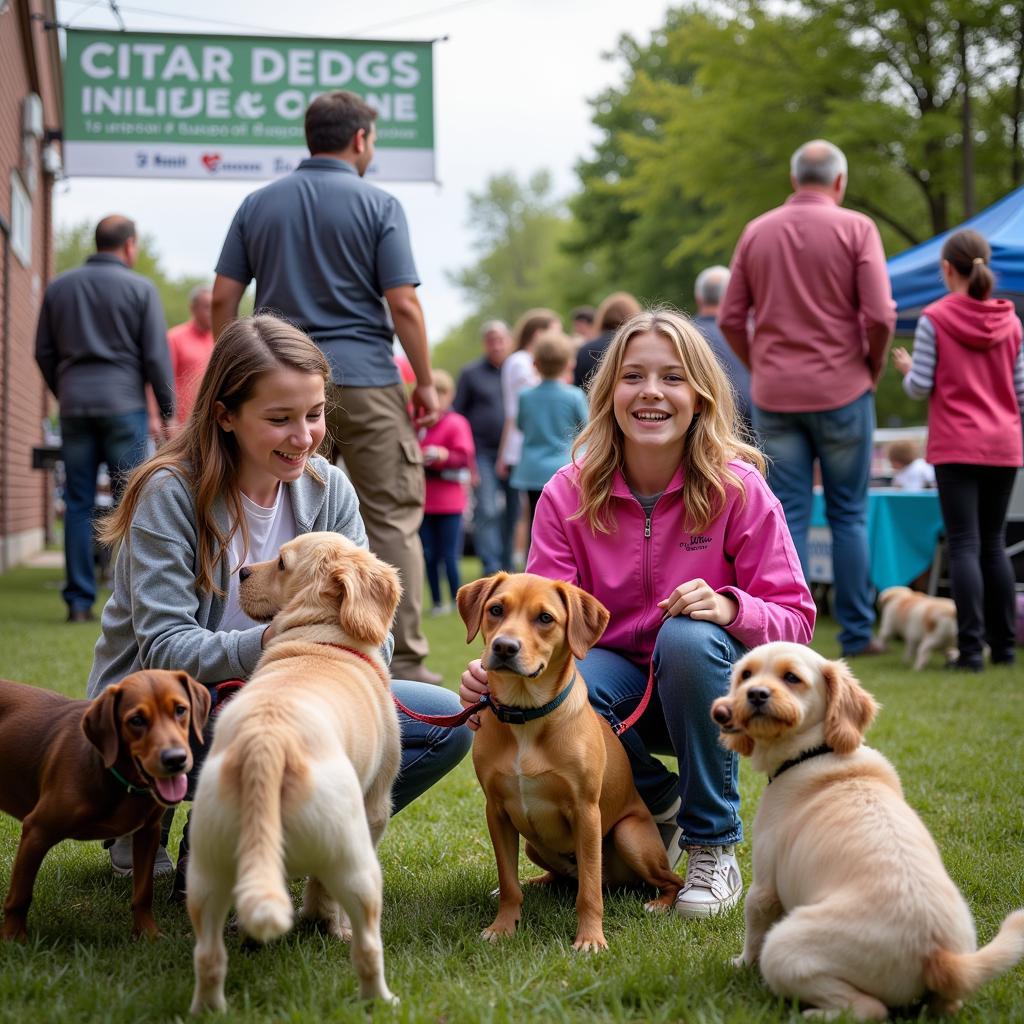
[711,643,1024,1019]
[458,572,683,952]
[0,670,210,940]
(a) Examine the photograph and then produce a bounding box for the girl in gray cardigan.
[90,315,470,893]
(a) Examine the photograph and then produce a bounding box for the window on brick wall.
[10,172,31,267]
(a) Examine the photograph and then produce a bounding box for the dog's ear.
[456,573,506,643]
[176,672,211,743]
[333,557,403,648]
[822,659,879,755]
[556,582,610,660]
[82,685,122,768]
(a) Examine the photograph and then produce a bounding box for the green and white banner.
[62,30,436,182]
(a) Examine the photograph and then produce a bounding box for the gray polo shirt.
[35,253,174,418]
[216,157,419,387]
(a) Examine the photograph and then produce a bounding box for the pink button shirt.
[718,190,896,413]
[167,320,214,424]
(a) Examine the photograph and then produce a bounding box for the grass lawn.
[0,561,1022,1023]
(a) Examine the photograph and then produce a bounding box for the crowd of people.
[31,86,1023,920]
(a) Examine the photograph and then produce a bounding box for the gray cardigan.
[87,456,390,696]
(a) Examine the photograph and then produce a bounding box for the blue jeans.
[579,616,747,849]
[473,451,518,575]
[60,411,149,613]
[753,391,875,654]
[420,513,464,607]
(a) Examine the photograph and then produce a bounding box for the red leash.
[614,662,655,736]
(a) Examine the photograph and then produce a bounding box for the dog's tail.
[924,910,1024,1002]
[231,731,293,942]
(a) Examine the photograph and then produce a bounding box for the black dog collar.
[768,743,834,784]
[491,671,577,726]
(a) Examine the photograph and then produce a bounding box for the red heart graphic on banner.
[201,153,222,172]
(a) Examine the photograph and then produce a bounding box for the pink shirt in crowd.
[167,319,215,424]
[420,410,476,516]
[718,190,896,413]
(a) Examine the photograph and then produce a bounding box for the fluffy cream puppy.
[187,533,402,1014]
[876,586,958,671]
[711,642,1024,1020]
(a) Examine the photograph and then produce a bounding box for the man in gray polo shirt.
[35,215,174,622]
[212,90,441,684]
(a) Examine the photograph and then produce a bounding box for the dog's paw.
[730,953,751,969]
[481,917,518,942]
[572,932,608,953]
[643,894,677,913]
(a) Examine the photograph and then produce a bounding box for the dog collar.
[768,743,833,784]
[490,671,577,726]
[107,765,152,796]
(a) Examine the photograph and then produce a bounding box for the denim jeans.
[473,451,518,575]
[420,513,464,607]
[578,616,747,849]
[60,411,149,613]
[934,464,1019,665]
[753,391,875,654]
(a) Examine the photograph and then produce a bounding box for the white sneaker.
[428,603,452,617]
[674,845,742,918]
[652,797,682,869]
[107,834,175,878]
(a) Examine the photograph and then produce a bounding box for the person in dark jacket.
[35,215,174,623]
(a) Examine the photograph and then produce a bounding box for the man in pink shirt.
[718,140,896,657]
[166,285,214,427]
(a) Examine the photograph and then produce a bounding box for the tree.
[432,171,599,374]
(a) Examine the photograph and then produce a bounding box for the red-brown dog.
[458,572,682,951]
[0,670,210,940]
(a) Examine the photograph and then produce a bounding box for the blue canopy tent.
[887,185,1024,334]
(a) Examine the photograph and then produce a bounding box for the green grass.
[0,562,1022,1022]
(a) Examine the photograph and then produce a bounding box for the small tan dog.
[877,586,958,670]
[711,642,1024,1020]
[458,572,682,952]
[187,533,402,1013]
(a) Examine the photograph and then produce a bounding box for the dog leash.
[613,663,655,737]
[395,671,579,729]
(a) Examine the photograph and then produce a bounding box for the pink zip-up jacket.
[526,460,815,664]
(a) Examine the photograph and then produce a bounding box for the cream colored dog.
[711,642,1024,1020]
[187,533,402,1014]
[877,586,958,671]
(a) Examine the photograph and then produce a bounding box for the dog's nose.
[746,686,770,707]
[239,566,252,582]
[160,747,189,772]
[490,636,521,660]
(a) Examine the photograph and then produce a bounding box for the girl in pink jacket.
[461,309,815,919]
[893,229,1024,671]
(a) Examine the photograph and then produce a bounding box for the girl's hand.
[892,347,912,376]
[459,658,490,731]
[658,579,738,626]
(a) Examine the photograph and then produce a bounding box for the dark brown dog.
[458,572,683,952]
[0,670,210,940]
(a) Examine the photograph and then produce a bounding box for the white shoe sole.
[673,887,742,919]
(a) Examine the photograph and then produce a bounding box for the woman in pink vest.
[893,229,1024,671]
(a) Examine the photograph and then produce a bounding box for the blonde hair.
[433,368,454,394]
[100,315,332,596]
[571,308,765,534]
[533,330,573,378]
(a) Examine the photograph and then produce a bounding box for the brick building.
[1,0,62,569]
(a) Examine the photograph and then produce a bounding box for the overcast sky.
[53,0,674,338]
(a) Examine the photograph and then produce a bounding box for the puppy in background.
[712,642,1024,1020]
[877,585,958,671]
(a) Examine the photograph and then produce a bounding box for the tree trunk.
[1013,7,1024,188]
[959,23,975,218]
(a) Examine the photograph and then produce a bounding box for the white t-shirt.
[218,487,298,632]
[891,458,936,491]
[500,349,540,466]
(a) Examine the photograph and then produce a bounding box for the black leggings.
[934,463,1019,665]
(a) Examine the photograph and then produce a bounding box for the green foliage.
[56,221,216,329]
[0,563,1022,1020]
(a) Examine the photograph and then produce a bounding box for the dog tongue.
[154,774,187,804]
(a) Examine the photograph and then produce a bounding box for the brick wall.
[0,1,61,567]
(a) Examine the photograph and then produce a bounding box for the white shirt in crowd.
[891,457,936,491]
